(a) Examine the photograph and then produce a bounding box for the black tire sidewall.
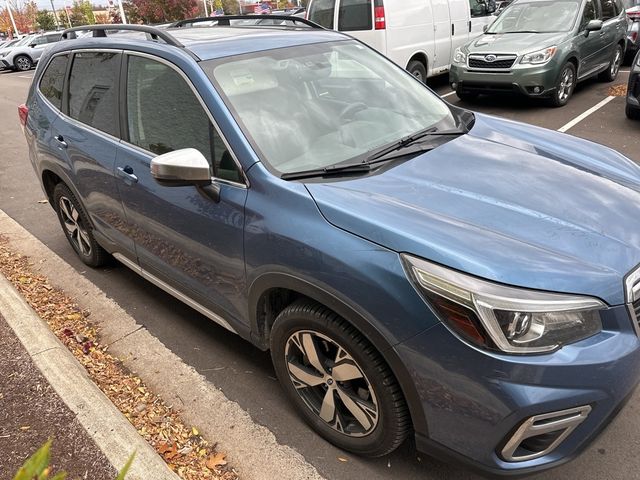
[552,63,576,107]
[53,183,104,267]
[407,60,427,83]
[270,303,405,456]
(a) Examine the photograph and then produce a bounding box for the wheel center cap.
[326,378,334,386]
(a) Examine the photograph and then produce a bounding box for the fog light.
[533,86,541,94]
[451,82,458,90]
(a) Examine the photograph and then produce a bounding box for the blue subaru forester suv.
[20,18,640,476]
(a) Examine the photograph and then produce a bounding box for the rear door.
[115,53,248,325]
[600,0,622,64]
[449,0,471,59]
[336,0,386,53]
[431,0,453,69]
[49,50,136,257]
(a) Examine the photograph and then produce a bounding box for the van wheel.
[14,55,32,71]
[270,300,411,457]
[599,44,623,82]
[53,183,108,267]
[407,60,427,83]
[549,62,576,107]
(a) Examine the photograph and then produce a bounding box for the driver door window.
[126,55,242,183]
[581,0,599,29]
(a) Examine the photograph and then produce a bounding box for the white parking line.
[441,91,456,98]
[18,75,33,79]
[557,96,616,133]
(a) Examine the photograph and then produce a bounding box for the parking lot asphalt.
[2,66,640,480]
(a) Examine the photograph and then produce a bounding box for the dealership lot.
[2,63,640,480]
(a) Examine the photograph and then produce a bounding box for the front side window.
[39,54,68,111]
[581,0,599,28]
[601,0,617,19]
[338,0,372,31]
[470,0,496,17]
[68,51,119,137]
[488,0,580,33]
[126,55,241,183]
[308,0,336,29]
[202,41,456,176]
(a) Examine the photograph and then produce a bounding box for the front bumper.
[396,304,640,476]
[0,59,10,69]
[450,60,560,97]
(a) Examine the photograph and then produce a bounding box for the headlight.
[402,254,604,354]
[453,47,467,65]
[520,46,557,65]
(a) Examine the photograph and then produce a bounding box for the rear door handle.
[54,134,67,149]
[117,165,138,184]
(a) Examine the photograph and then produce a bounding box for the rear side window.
[39,54,68,111]
[309,0,336,29]
[126,55,241,183]
[68,52,119,137]
[601,0,617,19]
[338,0,372,31]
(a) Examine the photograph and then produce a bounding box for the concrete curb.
[0,209,325,480]
[0,273,180,480]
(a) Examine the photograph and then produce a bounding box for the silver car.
[0,32,61,71]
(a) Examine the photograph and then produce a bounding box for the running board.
[112,253,237,334]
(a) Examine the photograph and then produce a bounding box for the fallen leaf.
[191,427,199,436]
[37,199,49,204]
[206,452,227,470]
[337,456,348,463]
[20,426,31,431]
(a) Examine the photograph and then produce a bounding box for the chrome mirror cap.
[150,148,211,187]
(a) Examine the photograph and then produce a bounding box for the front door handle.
[54,134,67,149]
[117,165,138,184]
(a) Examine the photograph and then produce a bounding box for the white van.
[307,0,496,81]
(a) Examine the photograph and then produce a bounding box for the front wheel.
[549,62,576,107]
[53,183,108,267]
[626,104,640,120]
[13,55,32,72]
[270,300,411,457]
[599,44,623,82]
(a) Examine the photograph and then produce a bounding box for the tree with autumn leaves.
[0,0,38,35]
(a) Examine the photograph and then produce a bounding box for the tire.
[626,104,640,120]
[456,90,479,102]
[53,183,108,267]
[407,60,427,83]
[549,62,576,107]
[599,44,623,82]
[270,300,411,457]
[13,55,32,72]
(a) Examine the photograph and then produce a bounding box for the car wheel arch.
[248,271,428,436]
[406,52,429,75]
[40,167,95,230]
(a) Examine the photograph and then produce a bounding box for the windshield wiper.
[364,128,466,163]
[500,30,540,34]
[280,162,371,180]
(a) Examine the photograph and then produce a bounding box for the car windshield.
[201,41,456,176]
[488,0,579,33]
[14,35,34,47]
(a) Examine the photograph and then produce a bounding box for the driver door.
[575,0,604,77]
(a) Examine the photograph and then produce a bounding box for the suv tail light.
[18,104,29,127]
[374,0,385,30]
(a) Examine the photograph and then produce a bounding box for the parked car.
[307,0,495,82]
[627,5,640,60]
[0,32,62,71]
[450,0,628,106]
[22,20,640,476]
[0,38,20,50]
[627,50,640,118]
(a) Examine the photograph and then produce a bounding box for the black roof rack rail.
[170,15,323,29]
[61,24,185,48]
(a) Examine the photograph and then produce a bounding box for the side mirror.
[151,148,211,187]
[151,148,221,202]
[29,43,36,48]
[585,19,603,35]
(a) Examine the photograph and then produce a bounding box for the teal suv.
[450,0,628,106]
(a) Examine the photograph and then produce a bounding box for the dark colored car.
[450,0,629,106]
[627,49,640,118]
[21,20,640,477]
[627,5,640,59]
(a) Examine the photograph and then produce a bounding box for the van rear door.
[448,0,471,63]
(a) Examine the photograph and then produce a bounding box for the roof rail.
[61,24,185,48]
[170,15,323,29]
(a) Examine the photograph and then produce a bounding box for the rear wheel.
[53,183,108,267]
[599,44,623,82]
[549,62,576,107]
[270,300,411,457]
[407,60,427,83]
[13,55,32,72]
[626,104,640,120]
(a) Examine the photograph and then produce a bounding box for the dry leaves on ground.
[0,236,237,480]
[608,84,628,97]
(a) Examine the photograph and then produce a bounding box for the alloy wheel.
[15,56,31,71]
[58,196,92,257]
[611,47,622,79]
[284,330,379,437]
[557,67,574,103]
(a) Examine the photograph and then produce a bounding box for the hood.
[467,32,568,54]
[306,114,640,305]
